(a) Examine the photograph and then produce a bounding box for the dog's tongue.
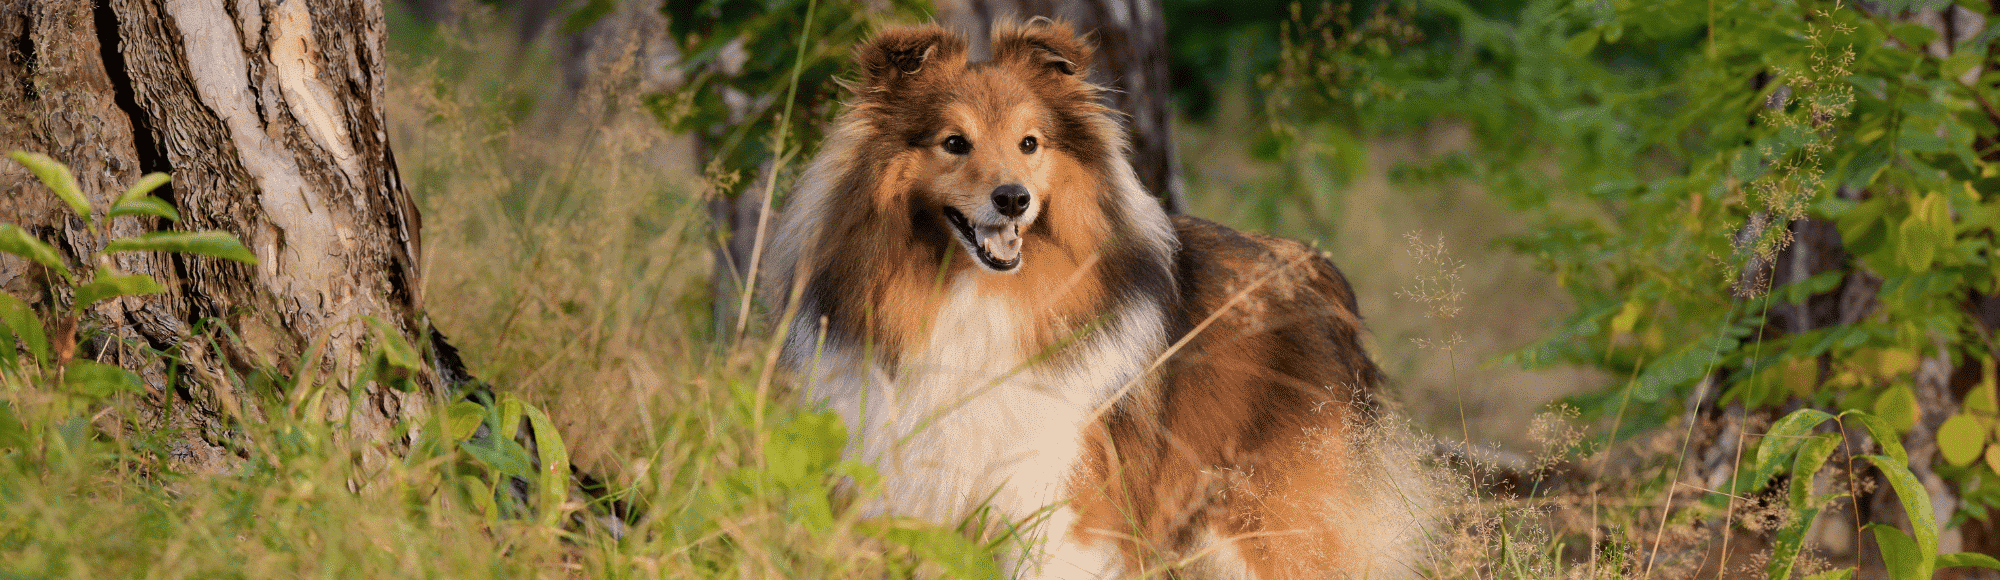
[978,224,1021,263]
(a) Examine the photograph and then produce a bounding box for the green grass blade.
[864,519,1006,580]
[105,231,258,264]
[0,224,70,280]
[9,151,91,220]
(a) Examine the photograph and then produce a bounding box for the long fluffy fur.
[768,20,1425,579]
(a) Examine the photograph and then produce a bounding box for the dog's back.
[1054,215,1422,579]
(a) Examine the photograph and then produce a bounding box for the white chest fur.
[796,273,1161,538]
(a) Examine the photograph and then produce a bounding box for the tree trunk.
[0,0,434,472]
[936,0,1186,214]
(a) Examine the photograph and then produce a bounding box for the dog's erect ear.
[855,25,968,97]
[991,18,1093,81]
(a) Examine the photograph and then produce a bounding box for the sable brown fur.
[770,19,1416,580]
[1073,217,1389,577]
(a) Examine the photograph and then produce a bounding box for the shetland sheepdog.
[768,19,1424,580]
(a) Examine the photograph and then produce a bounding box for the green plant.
[1742,408,2000,578]
[0,151,256,409]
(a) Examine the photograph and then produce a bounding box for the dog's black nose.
[991,185,1030,218]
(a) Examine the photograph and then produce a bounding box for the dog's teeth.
[980,226,1022,262]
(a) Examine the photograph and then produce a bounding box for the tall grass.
[386,5,1006,578]
[0,4,992,579]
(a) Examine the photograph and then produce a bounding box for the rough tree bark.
[0,0,435,471]
[936,0,1186,213]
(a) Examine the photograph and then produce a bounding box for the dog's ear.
[854,25,967,98]
[991,18,1093,82]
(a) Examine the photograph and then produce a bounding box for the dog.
[767,20,1423,579]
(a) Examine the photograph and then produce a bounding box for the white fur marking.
[799,272,1162,576]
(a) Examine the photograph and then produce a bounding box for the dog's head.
[850,20,1112,274]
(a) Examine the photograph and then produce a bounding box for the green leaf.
[561,0,614,33]
[1965,361,1997,415]
[1791,433,1840,509]
[1898,130,1949,155]
[1633,330,1740,402]
[1943,50,1983,84]
[1845,411,1909,466]
[444,401,485,442]
[108,197,180,222]
[459,433,535,480]
[1755,408,1835,468]
[1564,29,1599,56]
[1863,454,1938,571]
[9,151,91,220]
[72,269,164,311]
[0,402,25,450]
[1869,524,1929,580]
[110,173,177,221]
[0,224,69,280]
[1730,408,1833,511]
[520,402,571,528]
[1896,218,1937,271]
[1608,299,1642,336]
[63,360,143,400]
[497,396,524,444]
[1873,383,1919,434]
[105,231,257,264]
[1769,432,1841,580]
[771,411,845,487]
[1939,413,1986,467]
[1887,21,1941,48]
[1802,568,1854,580]
[360,315,420,373]
[1938,551,2000,570]
[0,291,48,369]
[116,172,171,204]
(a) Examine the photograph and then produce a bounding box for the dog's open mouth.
[942,207,1022,272]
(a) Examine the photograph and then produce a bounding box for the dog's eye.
[942,135,972,155]
[1019,136,1038,154]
